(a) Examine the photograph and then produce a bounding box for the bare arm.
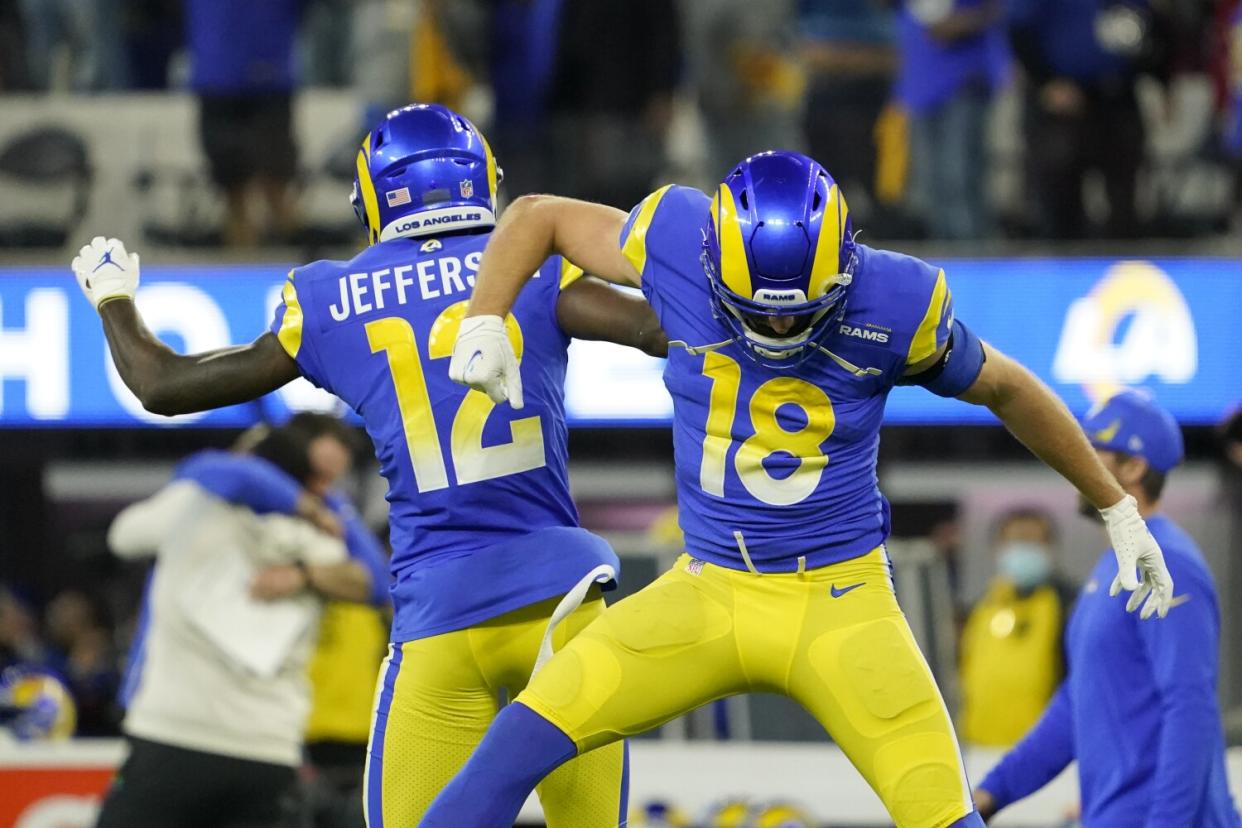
[98,298,300,416]
[556,275,667,358]
[251,560,374,604]
[466,195,640,319]
[956,342,1126,509]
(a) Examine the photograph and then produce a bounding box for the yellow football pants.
[519,550,973,828]
[364,591,626,828]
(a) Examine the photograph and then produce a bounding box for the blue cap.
[1082,389,1184,473]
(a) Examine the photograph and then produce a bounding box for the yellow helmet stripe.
[276,271,303,358]
[621,184,674,275]
[714,183,752,298]
[808,184,848,299]
[355,133,382,245]
[907,268,952,364]
[476,128,499,209]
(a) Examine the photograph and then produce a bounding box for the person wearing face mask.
[975,390,1242,827]
[959,507,1070,747]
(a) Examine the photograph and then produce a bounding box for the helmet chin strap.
[667,336,880,378]
[813,346,884,377]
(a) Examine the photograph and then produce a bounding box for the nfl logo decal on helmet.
[702,151,856,367]
[350,103,503,244]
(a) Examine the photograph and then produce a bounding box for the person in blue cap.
[974,389,1242,827]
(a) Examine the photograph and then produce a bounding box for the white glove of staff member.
[71,236,140,309]
[1102,494,1174,619]
[448,315,524,409]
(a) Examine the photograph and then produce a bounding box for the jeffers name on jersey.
[326,251,482,322]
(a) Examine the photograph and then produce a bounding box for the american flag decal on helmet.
[386,187,412,207]
[459,179,474,198]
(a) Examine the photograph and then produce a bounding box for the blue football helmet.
[351,103,502,244]
[0,666,76,741]
[702,151,856,366]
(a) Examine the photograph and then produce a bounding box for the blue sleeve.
[173,451,301,515]
[899,318,986,398]
[325,493,391,607]
[1137,566,1221,828]
[978,683,1075,810]
[269,269,330,391]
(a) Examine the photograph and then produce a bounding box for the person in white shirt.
[95,416,388,828]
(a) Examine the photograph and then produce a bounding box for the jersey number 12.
[366,303,545,492]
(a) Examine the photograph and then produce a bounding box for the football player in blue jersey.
[423,151,1177,828]
[71,104,666,827]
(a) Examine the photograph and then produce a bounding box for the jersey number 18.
[700,351,836,506]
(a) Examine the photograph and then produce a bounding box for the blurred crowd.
[0,0,1239,246]
[0,584,122,736]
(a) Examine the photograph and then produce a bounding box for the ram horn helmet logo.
[1091,419,1122,443]
[1052,261,1197,406]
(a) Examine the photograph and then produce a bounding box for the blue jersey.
[625,185,954,572]
[981,517,1242,828]
[270,234,617,641]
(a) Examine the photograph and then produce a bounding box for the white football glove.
[447,315,524,409]
[1101,494,1174,619]
[71,236,140,309]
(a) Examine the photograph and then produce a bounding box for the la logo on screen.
[1051,261,1198,405]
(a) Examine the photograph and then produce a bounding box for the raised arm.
[466,195,640,320]
[72,237,300,416]
[449,197,644,407]
[957,344,1126,510]
[101,302,298,415]
[556,275,667,358]
[956,342,1173,617]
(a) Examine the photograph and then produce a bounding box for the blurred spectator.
[1009,0,1165,239]
[96,418,386,828]
[186,0,303,247]
[897,0,1009,240]
[43,589,120,735]
[123,0,182,90]
[411,0,484,115]
[799,0,896,226]
[959,507,1071,747]
[18,0,129,90]
[545,0,681,208]
[976,392,1240,827]
[683,0,806,181]
[290,413,392,828]
[487,0,569,199]
[350,0,417,128]
[0,586,47,672]
[302,0,353,89]
[304,602,388,828]
[0,0,29,89]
